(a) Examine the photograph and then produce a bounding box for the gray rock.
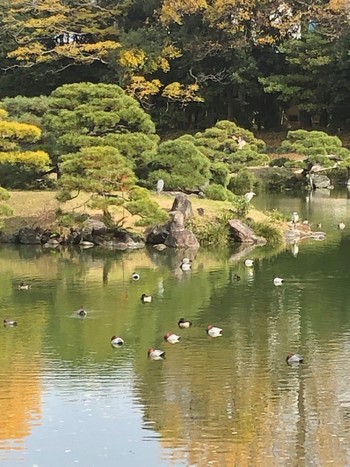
[311,174,331,189]
[228,219,266,244]
[171,194,193,222]
[146,224,169,245]
[88,219,108,235]
[165,229,200,249]
[17,227,42,244]
[153,244,167,251]
[167,211,186,231]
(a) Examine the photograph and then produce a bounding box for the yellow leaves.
[162,82,204,105]
[7,42,47,62]
[119,49,146,70]
[151,56,170,72]
[162,44,182,60]
[0,109,8,121]
[26,14,67,30]
[0,151,50,169]
[0,121,42,141]
[126,76,163,101]
[160,0,208,25]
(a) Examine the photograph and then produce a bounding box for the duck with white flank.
[18,282,30,290]
[206,325,223,337]
[180,258,192,271]
[111,336,124,347]
[132,273,140,281]
[148,348,165,360]
[273,277,284,286]
[141,294,152,303]
[4,319,17,327]
[77,305,87,317]
[244,259,254,267]
[164,332,181,344]
[178,318,192,329]
[286,353,304,364]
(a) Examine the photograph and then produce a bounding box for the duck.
[338,222,346,230]
[232,273,241,281]
[207,325,223,337]
[244,259,254,267]
[180,258,192,271]
[286,353,304,364]
[141,293,152,303]
[3,319,17,327]
[148,348,165,360]
[18,282,30,290]
[132,272,140,281]
[178,318,192,329]
[164,332,181,344]
[111,336,124,347]
[77,306,87,317]
[273,277,284,286]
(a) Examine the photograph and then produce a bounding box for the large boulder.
[228,219,266,244]
[145,224,169,245]
[17,227,43,244]
[311,174,331,189]
[171,194,193,222]
[165,229,200,249]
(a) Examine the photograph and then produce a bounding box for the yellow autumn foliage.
[0,151,50,168]
[126,76,163,100]
[7,43,46,61]
[0,109,8,121]
[26,14,67,29]
[119,49,146,69]
[0,121,42,141]
[162,82,204,104]
[160,0,208,24]
[161,44,183,59]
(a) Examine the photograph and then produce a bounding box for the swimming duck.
[207,325,223,337]
[180,258,192,271]
[111,336,124,347]
[132,273,140,281]
[286,353,304,364]
[273,277,284,286]
[338,222,346,230]
[148,348,165,360]
[178,318,192,329]
[141,294,152,303]
[18,282,30,290]
[4,319,17,327]
[244,259,254,267]
[77,306,87,317]
[164,332,181,344]
[232,273,241,281]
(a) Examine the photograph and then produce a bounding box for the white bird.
[178,318,192,328]
[180,258,192,271]
[292,211,299,227]
[244,259,254,267]
[156,179,164,195]
[148,348,165,360]
[286,353,304,364]
[291,242,299,257]
[206,325,223,337]
[141,293,152,303]
[244,192,256,203]
[338,222,346,230]
[273,277,284,286]
[111,336,124,347]
[164,332,181,344]
[132,272,140,281]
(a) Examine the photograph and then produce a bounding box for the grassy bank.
[2,190,285,244]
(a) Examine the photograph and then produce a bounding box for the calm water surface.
[2,190,350,466]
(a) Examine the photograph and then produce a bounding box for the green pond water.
[2,190,350,466]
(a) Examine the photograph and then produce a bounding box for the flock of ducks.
[4,255,305,365]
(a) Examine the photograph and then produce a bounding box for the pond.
[2,189,350,466]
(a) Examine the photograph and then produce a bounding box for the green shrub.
[246,219,282,245]
[204,184,235,201]
[228,169,256,195]
[189,212,231,246]
[56,209,89,228]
